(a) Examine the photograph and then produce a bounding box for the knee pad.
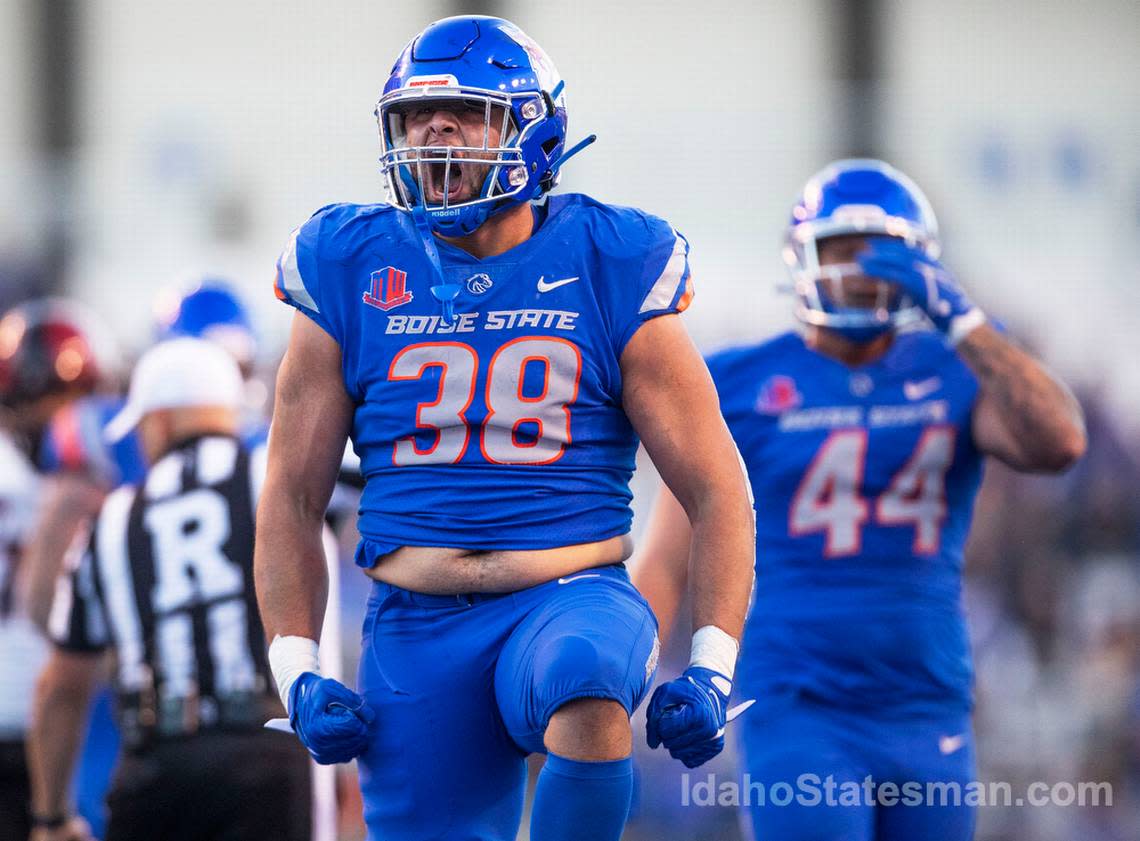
[497,619,657,755]
[533,633,620,709]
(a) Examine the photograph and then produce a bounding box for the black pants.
[105,730,312,841]
[0,740,31,841]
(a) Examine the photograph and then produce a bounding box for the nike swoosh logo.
[537,275,579,293]
[726,699,755,722]
[709,695,759,740]
[557,573,602,585]
[904,376,942,401]
[939,734,966,755]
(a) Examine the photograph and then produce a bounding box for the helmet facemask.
[783,215,937,340]
[377,87,552,233]
[780,159,942,342]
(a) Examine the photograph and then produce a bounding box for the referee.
[27,338,312,841]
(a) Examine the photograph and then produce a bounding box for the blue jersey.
[274,194,692,560]
[39,396,146,487]
[710,330,984,715]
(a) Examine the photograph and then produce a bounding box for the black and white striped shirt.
[49,435,274,708]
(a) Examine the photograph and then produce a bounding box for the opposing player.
[634,159,1087,840]
[25,309,141,841]
[0,300,110,840]
[255,15,755,841]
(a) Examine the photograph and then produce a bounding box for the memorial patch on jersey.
[755,375,802,415]
[364,267,414,311]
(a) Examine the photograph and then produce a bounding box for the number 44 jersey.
[709,330,985,716]
[274,194,692,562]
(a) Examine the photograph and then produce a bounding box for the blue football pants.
[355,564,658,840]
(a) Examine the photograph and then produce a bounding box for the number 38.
[389,337,582,466]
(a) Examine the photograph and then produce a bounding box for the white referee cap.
[105,337,243,443]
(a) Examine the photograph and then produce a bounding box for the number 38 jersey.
[709,330,984,715]
[274,194,692,561]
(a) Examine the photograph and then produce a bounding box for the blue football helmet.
[153,279,256,370]
[782,159,940,340]
[376,16,571,236]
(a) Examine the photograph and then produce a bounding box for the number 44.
[789,427,956,557]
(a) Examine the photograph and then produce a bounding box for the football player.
[634,159,1087,841]
[0,299,111,841]
[27,322,142,841]
[152,278,271,442]
[153,278,259,377]
[256,15,755,841]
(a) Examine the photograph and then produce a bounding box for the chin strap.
[541,134,597,192]
[411,203,462,327]
[539,80,597,189]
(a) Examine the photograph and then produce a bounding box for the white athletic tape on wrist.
[689,625,739,682]
[948,308,987,346]
[268,635,321,708]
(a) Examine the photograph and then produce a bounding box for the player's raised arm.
[854,239,1087,472]
[621,313,755,768]
[255,312,373,764]
[958,325,1086,471]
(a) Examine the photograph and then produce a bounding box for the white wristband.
[268,634,321,708]
[689,625,739,681]
[948,308,987,346]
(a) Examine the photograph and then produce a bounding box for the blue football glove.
[856,237,984,341]
[645,666,731,768]
[288,672,375,765]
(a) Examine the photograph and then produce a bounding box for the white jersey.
[0,430,48,735]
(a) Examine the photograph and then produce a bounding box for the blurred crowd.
[965,382,1140,841]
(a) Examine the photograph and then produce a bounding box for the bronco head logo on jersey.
[466,273,494,295]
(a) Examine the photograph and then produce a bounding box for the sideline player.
[29,338,313,841]
[256,15,755,841]
[0,300,111,841]
[634,159,1087,840]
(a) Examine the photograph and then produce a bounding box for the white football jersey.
[0,430,48,734]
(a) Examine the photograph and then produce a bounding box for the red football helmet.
[0,299,115,408]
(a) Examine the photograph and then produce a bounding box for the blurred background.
[1,1,1138,839]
